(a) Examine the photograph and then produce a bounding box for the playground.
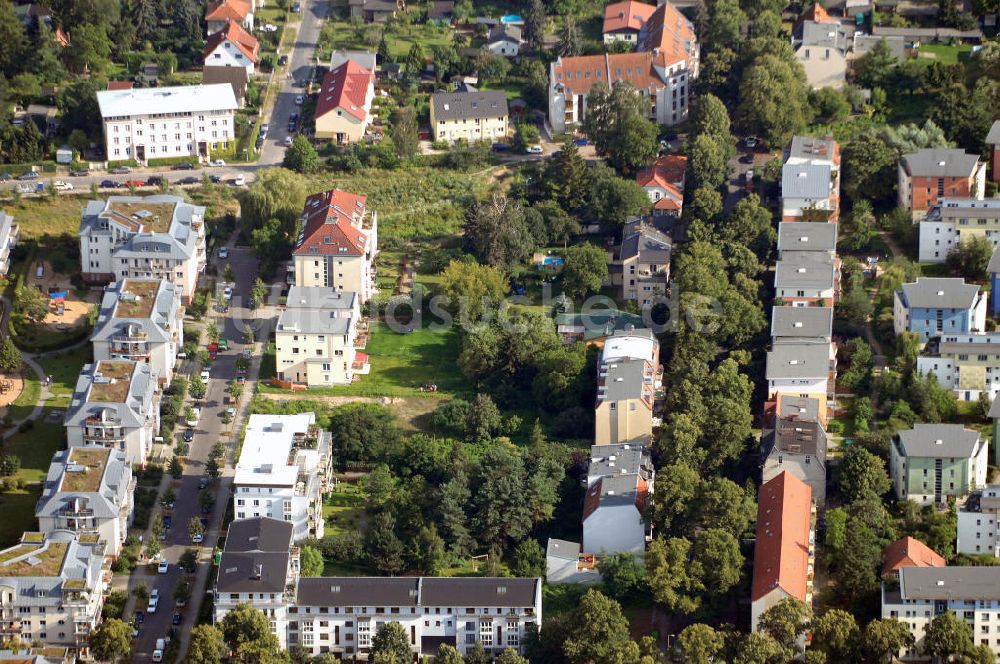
[0,374,25,409]
[31,261,92,329]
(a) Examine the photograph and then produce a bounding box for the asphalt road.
[131,243,263,662]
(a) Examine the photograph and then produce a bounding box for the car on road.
[573,138,589,146]
[260,123,269,136]
[100,179,119,188]
[183,427,194,442]
[198,478,209,490]
[17,171,38,180]
[52,180,73,191]
[211,159,226,167]
[178,176,199,185]
[290,112,300,122]
[295,95,304,105]
[123,178,146,187]
[209,174,221,183]
[148,592,159,613]
[69,168,89,177]
[172,612,183,626]
[526,145,544,154]
[158,560,168,574]
[284,136,294,147]
[153,638,167,662]
[200,369,210,382]
[278,54,289,66]
[236,375,246,384]
[233,174,246,186]
[163,515,172,529]
[225,407,237,418]
[201,503,212,514]
[110,166,131,174]
[218,247,229,259]
[172,162,195,170]
[147,176,164,187]
[191,533,203,543]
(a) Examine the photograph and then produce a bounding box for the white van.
[152,638,166,662]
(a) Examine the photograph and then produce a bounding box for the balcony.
[83,430,125,444]
[0,621,22,633]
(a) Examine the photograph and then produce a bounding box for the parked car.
[198,478,209,490]
[218,247,229,259]
[183,428,194,442]
[209,174,221,183]
[147,594,159,614]
[573,138,589,146]
[260,123,269,136]
[100,179,119,188]
[110,166,131,174]
[526,145,544,154]
[743,135,759,149]
[211,159,225,167]
[52,180,73,191]
[233,175,246,186]
[223,286,233,300]
[191,533,203,544]
[491,143,510,152]
[295,95,304,105]
[0,173,11,182]
[172,613,183,626]
[278,54,289,66]
[69,168,89,177]
[178,176,199,185]
[255,136,265,150]
[17,171,38,180]
[163,515,172,529]
[157,560,168,574]
[172,162,194,170]
[292,1,301,11]
[200,370,210,382]
[134,611,145,625]
[283,136,294,146]
[146,176,164,187]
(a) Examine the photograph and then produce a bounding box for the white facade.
[918,198,1000,262]
[764,342,836,399]
[96,85,238,164]
[917,333,1000,401]
[583,500,646,555]
[0,212,19,277]
[204,39,256,74]
[233,413,332,541]
[275,288,363,387]
[957,486,1000,556]
[487,37,520,57]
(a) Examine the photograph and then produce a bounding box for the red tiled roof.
[107,81,134,91]
[603,0,656,34]
[751,472,812,603]
[54,27,69,48]
[636,154,687,190]
[639,1,698,67]
[316,60,375,123]
[796,2,834,29]
[552,52,665,98]
[294,189,370,257]
[882,536,946,576]
[203,20,259,63]
[205,0,251,22]
[653,196,681,210]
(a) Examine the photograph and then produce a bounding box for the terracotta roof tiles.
[751,472,813,603]
[203,20,259,63]
[316,60,374,122]
[882,536,946,576]
[603,0,657,34]
[294,189,370,258]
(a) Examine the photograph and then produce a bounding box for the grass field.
[317,20,453,62]
[39,346,93,408]
[2,195,86,239]
[917,43,974,65]
[323,481,364,537]
[0,490,41,548]
[4,410,65,485]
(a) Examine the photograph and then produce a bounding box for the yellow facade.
[430,113,509,144]
[275,329,356,386]
[594,399,653,445]
[315,109,366,143]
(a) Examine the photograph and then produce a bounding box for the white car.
[147,591,159,614]
[223,286,234,300]
[295,95,305,105]
[52,180,73,191]
[284,136,294,147]
[191,533,203,544]
[218,247,229,259]
[233,174,246,186]
[211,159,225,167]
[200,370,210,382]
[526,145,544,154]
[157,560,168,574]
[261,23,278,32]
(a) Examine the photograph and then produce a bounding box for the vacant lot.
[2,195,84,239]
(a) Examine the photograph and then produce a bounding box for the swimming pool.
[540,256,564,267]
[501,14,523,24]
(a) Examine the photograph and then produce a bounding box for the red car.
[123,178,146,188]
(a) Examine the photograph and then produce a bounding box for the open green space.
[916,43,974,65]
[38,346,93,408]
[0,490,41,548]
[1,195,86,239]
[322,481,364,537]
[3,409,65,485]
[317,20,453,61]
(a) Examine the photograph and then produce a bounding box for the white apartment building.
[35,448,134,558]
[957,486,1000,556]
[764,342,837,401]
[63,361,161,467]
[0,211,19,278]
[774,252,839,307]
[583,438,655,555]
[0,531,109,648]
[91,279,183,385]
[234,413,332,540]
[95,84,238,164]
[275,287,366,387]
[79,196,207,303]
[781,136,841,222]
[917,333,1000,401]
[918,198,1000,263]
[883,566,1000,659]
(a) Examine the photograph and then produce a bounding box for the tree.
[433,644,464,664]
[646,537,704,613]
[15,281,50,323]
[188,517,205,540]
[922,611,973,660]
[546,139,591,210]
[732,632,787,664]
[810,610,858,662]
[598,552,647,602]
[838,446,891,503]
[89,618,132,663]
[464,642,490,664]
[251,278,268,309]
[677,624,724,664]
[282,135,320,173]
[0,0,26,77]
[947,235,993,281]
[329,403,401,470]
[0,337,22,372]
[405,42,425,74]
[390,106,419,158]
[239,168,307,235]
[300,545,324,576]
[587,169,651,224]
[535,200,580,247]
[758,598,811,651]
[692,93,735,157]
[439,260,507,321]
[738,53,812,147]
[188,625,226,664]
[63,23,112,74]
[474,50,511,83]
[557,14,581,56]
[364,512,406,574]
[463,194,536,270]
[705,0,746,48]
[855,38,899,88]
[583,82,659,172]
[688,133,729,192]
[221,603,284,663]
[563,590,640,663]
[371,622,412,663]
[509,538,545,577]
[524,0,547,48]
[861,619,914,663]
[561,243,609,300]
[494,650,529,664]
[470,446,533,551]
[512,122,541,153]
[437,470,474,556]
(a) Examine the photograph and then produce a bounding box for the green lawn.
[0,490,41,548]
[4,410,65,485]
[317,19,453,61]
[916,43,974,65]
[38,346,93,408]
[323,481,364,536]
[1,195,87,239]
[7,369,40,424]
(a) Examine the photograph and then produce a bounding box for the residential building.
[79,195,207,303]
[917,197,1000,263]
[764,342,837,402]
[852,33,906,60]
[314,60,376,144]
[890,424,988,505]
[881,536,945,577]
[293,189,378,303]
[594,358,656,445]
[770,306,833,344]
[990,247,1000,316]
[587,437,654,487]
[330,50,377,72]
[602,0,656,43]
[214,517,543,658]
[956,486,1000,556]
[991,399,1000,466]
[95,84,238,164]
[881,566,1000,660]
[545,539,600,585]
[583,438,654,555]
[233,413,333,540]
[776,222,838,259]
[205,0,253,34]
[898,148,986,218]
[274,287,366,387]
[35,448,134,557]
[636,1,699,64]
[892,277,986,342]
[916,332,1000,401]
[986,120,1000,183]
[91,279,183,386]
[609,222,671,306]
[774,253,840,307]
[0,648,74,664]
[347,0,403,22]
[63,361,160,467]
[751,472,815,634]
[486,25,522,57]
[781,136,841,222]
[202,66,250,107]
[635,155,686,216]
[761,416,828,506]
[763,393,828,430]
[600,328,660,367]
[429,91,509,144]
[793,20,850,89]
[0,211,17,278]
[213,518,300,648]
[203,20,259,74]
[0,530,109,648]
[427,1,454,25]
[554,309,644,343]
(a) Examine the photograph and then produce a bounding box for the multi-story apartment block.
[0,530,108,648]
[35,448,134,558]
[890,424,988,505]
[776,222,838,259]
[957,486,1000,556]
[898,148,986,218]
[583,438,654,555]
[774,253,840,307]
[893,277,986,343]
[275,287,365,387]
[63,361,161,467]
[609,222,672,307]
[761,416,828,506]
[214,517,542,659]
[234,413,332,540]
[918,198,1000,263]
[79,196,207,303]
[429,91,509,144]
[882,566,1000,660]
[594,358,655,445]
[770,306,833,344]
[95,84,238,164]
[751,472,815,635]
[781,136,841,222]
[793,17,850,90]
[600,328,660,367]
[0,211,19,278]
[293,189,378,304]
[917,332,1000,401]
[91,279,183,386]
[764,342,837,402]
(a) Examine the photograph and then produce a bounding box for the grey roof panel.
[771,306,833,339]
[420,577,539,608]
[765,343,831,379]
[224,517,294,553]
[546,538,580,561]
[896,423,981,458]
[988,246,1000,274]
[902,148,981,178]
[900,566,1000,601]
[774,253,837,290]
[782,163,833,199]
[777,222,838,253]
[216,551,289,593]
[297,576,419,607]
[899,277,980,310]
[431,90,509,122]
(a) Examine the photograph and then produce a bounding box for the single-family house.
[602,0,656,44]
[609,222,671,306]
[898,148,986,218]
[793,19,850,89]
[205,0,253,35]
[486,25,523,57]
[348,0,403,23]
[892,277,985,342]
[429,90,509,144]
[635,154,686,216]
[890,423,988,505]
[203,20,259,74]
[314,60,376,144]
[202,65,250,107]
[545,539,600,585]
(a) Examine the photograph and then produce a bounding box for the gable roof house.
[314,60,376,145]
[898,148,986,218]
[205,0,253,35]
[635,154,687,216]
[348,0,404,23]
[761,416,828,505]
[430,90,510,144]
[751,472,815,635]
[203,20,260,74]
[793,18,850,89]
[603,0,657,43]
[486,24,523,57]
[882,536,946,577]
[202,65,250,107]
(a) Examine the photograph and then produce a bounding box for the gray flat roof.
[777,222,838,254]
[774,253,837,290]
[896,423,981,458]
[771,306,833,339]
[899,278,980,310]
[782,163,833,199]
[901,148,980,178]
[900,566,1000,601]
[766,343,831,379]
[296,577,540,608]
[546,538,580,561]
[431,90,509,122]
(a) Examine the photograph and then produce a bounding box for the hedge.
[147,155,200,167]
[0,161,58,175]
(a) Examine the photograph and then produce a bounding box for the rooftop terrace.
[102,200,178,234]
[113,280,160,319]
[87,361,134,403]
[60,448,111,493]
[0,541,68,577]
